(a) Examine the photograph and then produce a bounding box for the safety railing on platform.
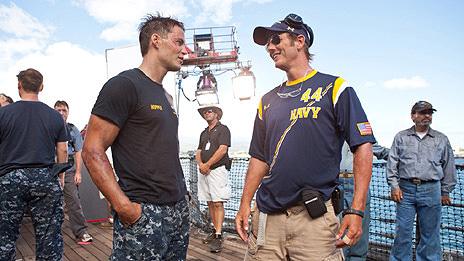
[180,155,464,260]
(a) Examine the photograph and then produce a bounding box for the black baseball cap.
[411,101,436,114]
[253,13,314,48]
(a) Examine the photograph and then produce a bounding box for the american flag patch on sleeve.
[356,122,372,136]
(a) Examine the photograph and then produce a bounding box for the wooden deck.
[15,217,246,261]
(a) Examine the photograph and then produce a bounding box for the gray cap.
[411,101,436,114]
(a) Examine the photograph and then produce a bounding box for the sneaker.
[77,233,93,245]
[209,234,223,253]
[99,221,113,228]
[203,232,215,244]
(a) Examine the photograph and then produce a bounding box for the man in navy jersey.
[0,68,68,260]
[235,14,375,260]
[82,14,189,260]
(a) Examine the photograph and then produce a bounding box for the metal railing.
[180,156,464,260]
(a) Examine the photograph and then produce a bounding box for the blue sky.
[1,0,463,152]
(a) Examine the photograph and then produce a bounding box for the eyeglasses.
[276,69,311,98]
[267,34,281,46]
[276,81,304,98]
[203,109,214,114]
[276,86,302,98]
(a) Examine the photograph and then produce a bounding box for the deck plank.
[15,231,34,260]
[15,218,247,261]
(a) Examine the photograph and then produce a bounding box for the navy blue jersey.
[249,70,376,213]
[0,101,69,176]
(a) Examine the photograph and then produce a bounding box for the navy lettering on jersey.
[249,70,376,213]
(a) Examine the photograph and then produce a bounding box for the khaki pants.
[245,201,344,261]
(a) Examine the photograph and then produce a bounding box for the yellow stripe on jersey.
[258,98,263,120]
[287,69,318,86]
[332,77,348,108]
[269,119,298,172]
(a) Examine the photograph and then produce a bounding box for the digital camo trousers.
[112,196,190,260]
[0,168,64,261]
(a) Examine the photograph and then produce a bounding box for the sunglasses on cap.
[281,13,313,47]
[284,13,304,29]
[266,14,309,47]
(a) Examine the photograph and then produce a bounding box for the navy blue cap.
[253,14,313,47]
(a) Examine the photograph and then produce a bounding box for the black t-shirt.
[197,122,231,170]
[91,68,187,204]
[0,101,69,176]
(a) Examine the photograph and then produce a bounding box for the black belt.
[400,178,438,185]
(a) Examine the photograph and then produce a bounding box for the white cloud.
[0,41,107,129]
[73,0,269,41]
[0,2,54,69]
[100,21,136,42]
[0,2,266,152]
[0,38,45,68]
[247,0,272,3]
[193,0,234,25]
[74,0,189,42]
[0,2,53,39]
[362,81,377,88]
[383,76,429,89]
[0,4,106,127]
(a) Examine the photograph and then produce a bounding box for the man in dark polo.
[195,104,231,253]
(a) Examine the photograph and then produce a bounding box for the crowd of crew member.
[0,12,458,261]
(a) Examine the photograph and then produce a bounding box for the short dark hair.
[288,33,314,61]
[54,100,69,109]
[16,68,43,93]
[0,93,13,104]
[138,13,185,57]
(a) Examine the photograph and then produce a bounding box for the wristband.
[342,208,364,218]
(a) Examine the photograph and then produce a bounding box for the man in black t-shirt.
[195,104,231,253]
[82,14,189,260]
[0,68,68,261]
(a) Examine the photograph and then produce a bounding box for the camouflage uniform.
[0,168,64,261]
[111,197,189,260]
